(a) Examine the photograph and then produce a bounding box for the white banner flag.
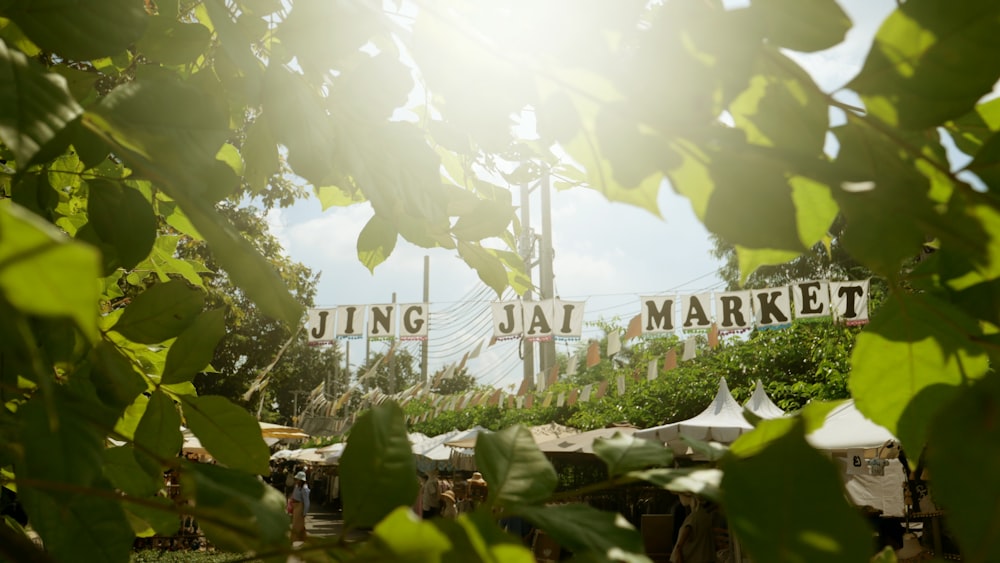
[831,280,870,326]
[336,305,365,339]
[491,301,523,340]
[553,299,585,339]
[681,293,713,331]
[307,308,336,345]
[523,300,556,342]
[640,295,676,335]
[714,290,753,332]
[398,303,429,340]
[793,280,831,321]
[752,286,793,329]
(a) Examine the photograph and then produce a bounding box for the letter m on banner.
[640,296,675,336]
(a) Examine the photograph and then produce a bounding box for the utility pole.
[389,292,397,395]
[538,169,557,371]
[291,389,306,425]
[421,255,430,384]
[519,182,536,390]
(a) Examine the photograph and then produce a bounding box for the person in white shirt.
[290,471,310,541]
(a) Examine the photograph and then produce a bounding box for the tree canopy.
[1,0,999,562]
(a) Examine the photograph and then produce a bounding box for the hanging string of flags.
[305,279,870,346]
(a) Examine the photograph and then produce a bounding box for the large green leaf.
[339,402,418,530]
[849,0,1000,129]
[364,506,452,561]
[17,389,105,490]
[451,199,516,242]
[19,486,134,563]
[1,0,147,61]
[111,279,204,344]
[515,503,645,560]
[241,117,279,195]
[261,63,337,186]
[161,308,226,384]
[136,15,212,66]
[86,179,156,270]
[101,446,161,498]
[926,375,1000,561]
[179,395,270,475]
[457,241,508,297]
[723,421,872,563]
[178,461,288,553]
[0,201,99,339]
[849,293,990,452]
[750,0,849,52]
[357,213,398,273]
[134,390,183,465]
[627,467,722,501]
[0,39,82,166]
[475,425,556,507]
[592,431,672,477]
[88,342,149,417]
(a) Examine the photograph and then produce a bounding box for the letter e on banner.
[794,280,830,321]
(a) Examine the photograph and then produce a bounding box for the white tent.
[806,400,904,517]
[537,426,638,455]
[635,378,767,454]
[744,380,785,419]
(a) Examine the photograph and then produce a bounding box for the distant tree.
[430,364,477,395]
[357,348,421,395]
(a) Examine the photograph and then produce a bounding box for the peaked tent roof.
[744,380,786,419]
[806,399,898,454]
[635,377,755,446]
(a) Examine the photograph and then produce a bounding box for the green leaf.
[102,446,161,498]
[750,0,850,52]
[317,184,365,209]
[179,394,270,475]
[457,241,509,297]
[135,390,183,465]
[1,0,147,61]
[451,199,516,242]
[19,486,134,563]
[475,425,556,507]
[365,506,452,560]
[357,214,398,273]
[86,179,156,269]
[162,308,226,384]
[926,375,1000,561]
[112,279,204,344]
[261,63,337,186]
[722,421,873,563]
[137,15,212,66]
[436,509,536,563]
[849,0,1000,129]
[18,389,105,490]
[515,503,645,560]
[124,496,181,538]
[849,292,990,452]
[592,431,672,477]
[242,118,279,194]
[339,402,419,529]
[89,342,149,417]
[944,97,1000,155]
[627,467,723,501]
[86,77,230,184]
[0,201,100,339]
[179,461,288,553]
[0,40,83,167]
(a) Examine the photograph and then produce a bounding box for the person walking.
[290,471,310,542]
[670,492,715,563]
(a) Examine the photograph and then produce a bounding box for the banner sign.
[307,279,868,346]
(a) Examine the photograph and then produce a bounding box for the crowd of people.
[417,468,489,519]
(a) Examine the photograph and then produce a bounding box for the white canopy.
[806,400,898,455]
[635,378,760,451]
[744,380,786,419]
[537,426,638,455]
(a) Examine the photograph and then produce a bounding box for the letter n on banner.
[307,308,336,345]
[491,301,522,341]
[399,303,429,340]
[831,280,869,326]
[368,303,396,340]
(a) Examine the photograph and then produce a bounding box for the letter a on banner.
[523,300,555,342]
[491,301,522,341]
[831,280,869,326]
[307,308,336,345]
[399,303,429,340]
[682,293,712,331]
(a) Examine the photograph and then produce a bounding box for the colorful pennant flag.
[664,348,677,371]
[567,388,579,406]
[586,340,600,368]
[625,314,642,340]
[647,359,658,381]
[547,364,559,387]
[607,330,622,357]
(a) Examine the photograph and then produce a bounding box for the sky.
[266,0,896,391]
